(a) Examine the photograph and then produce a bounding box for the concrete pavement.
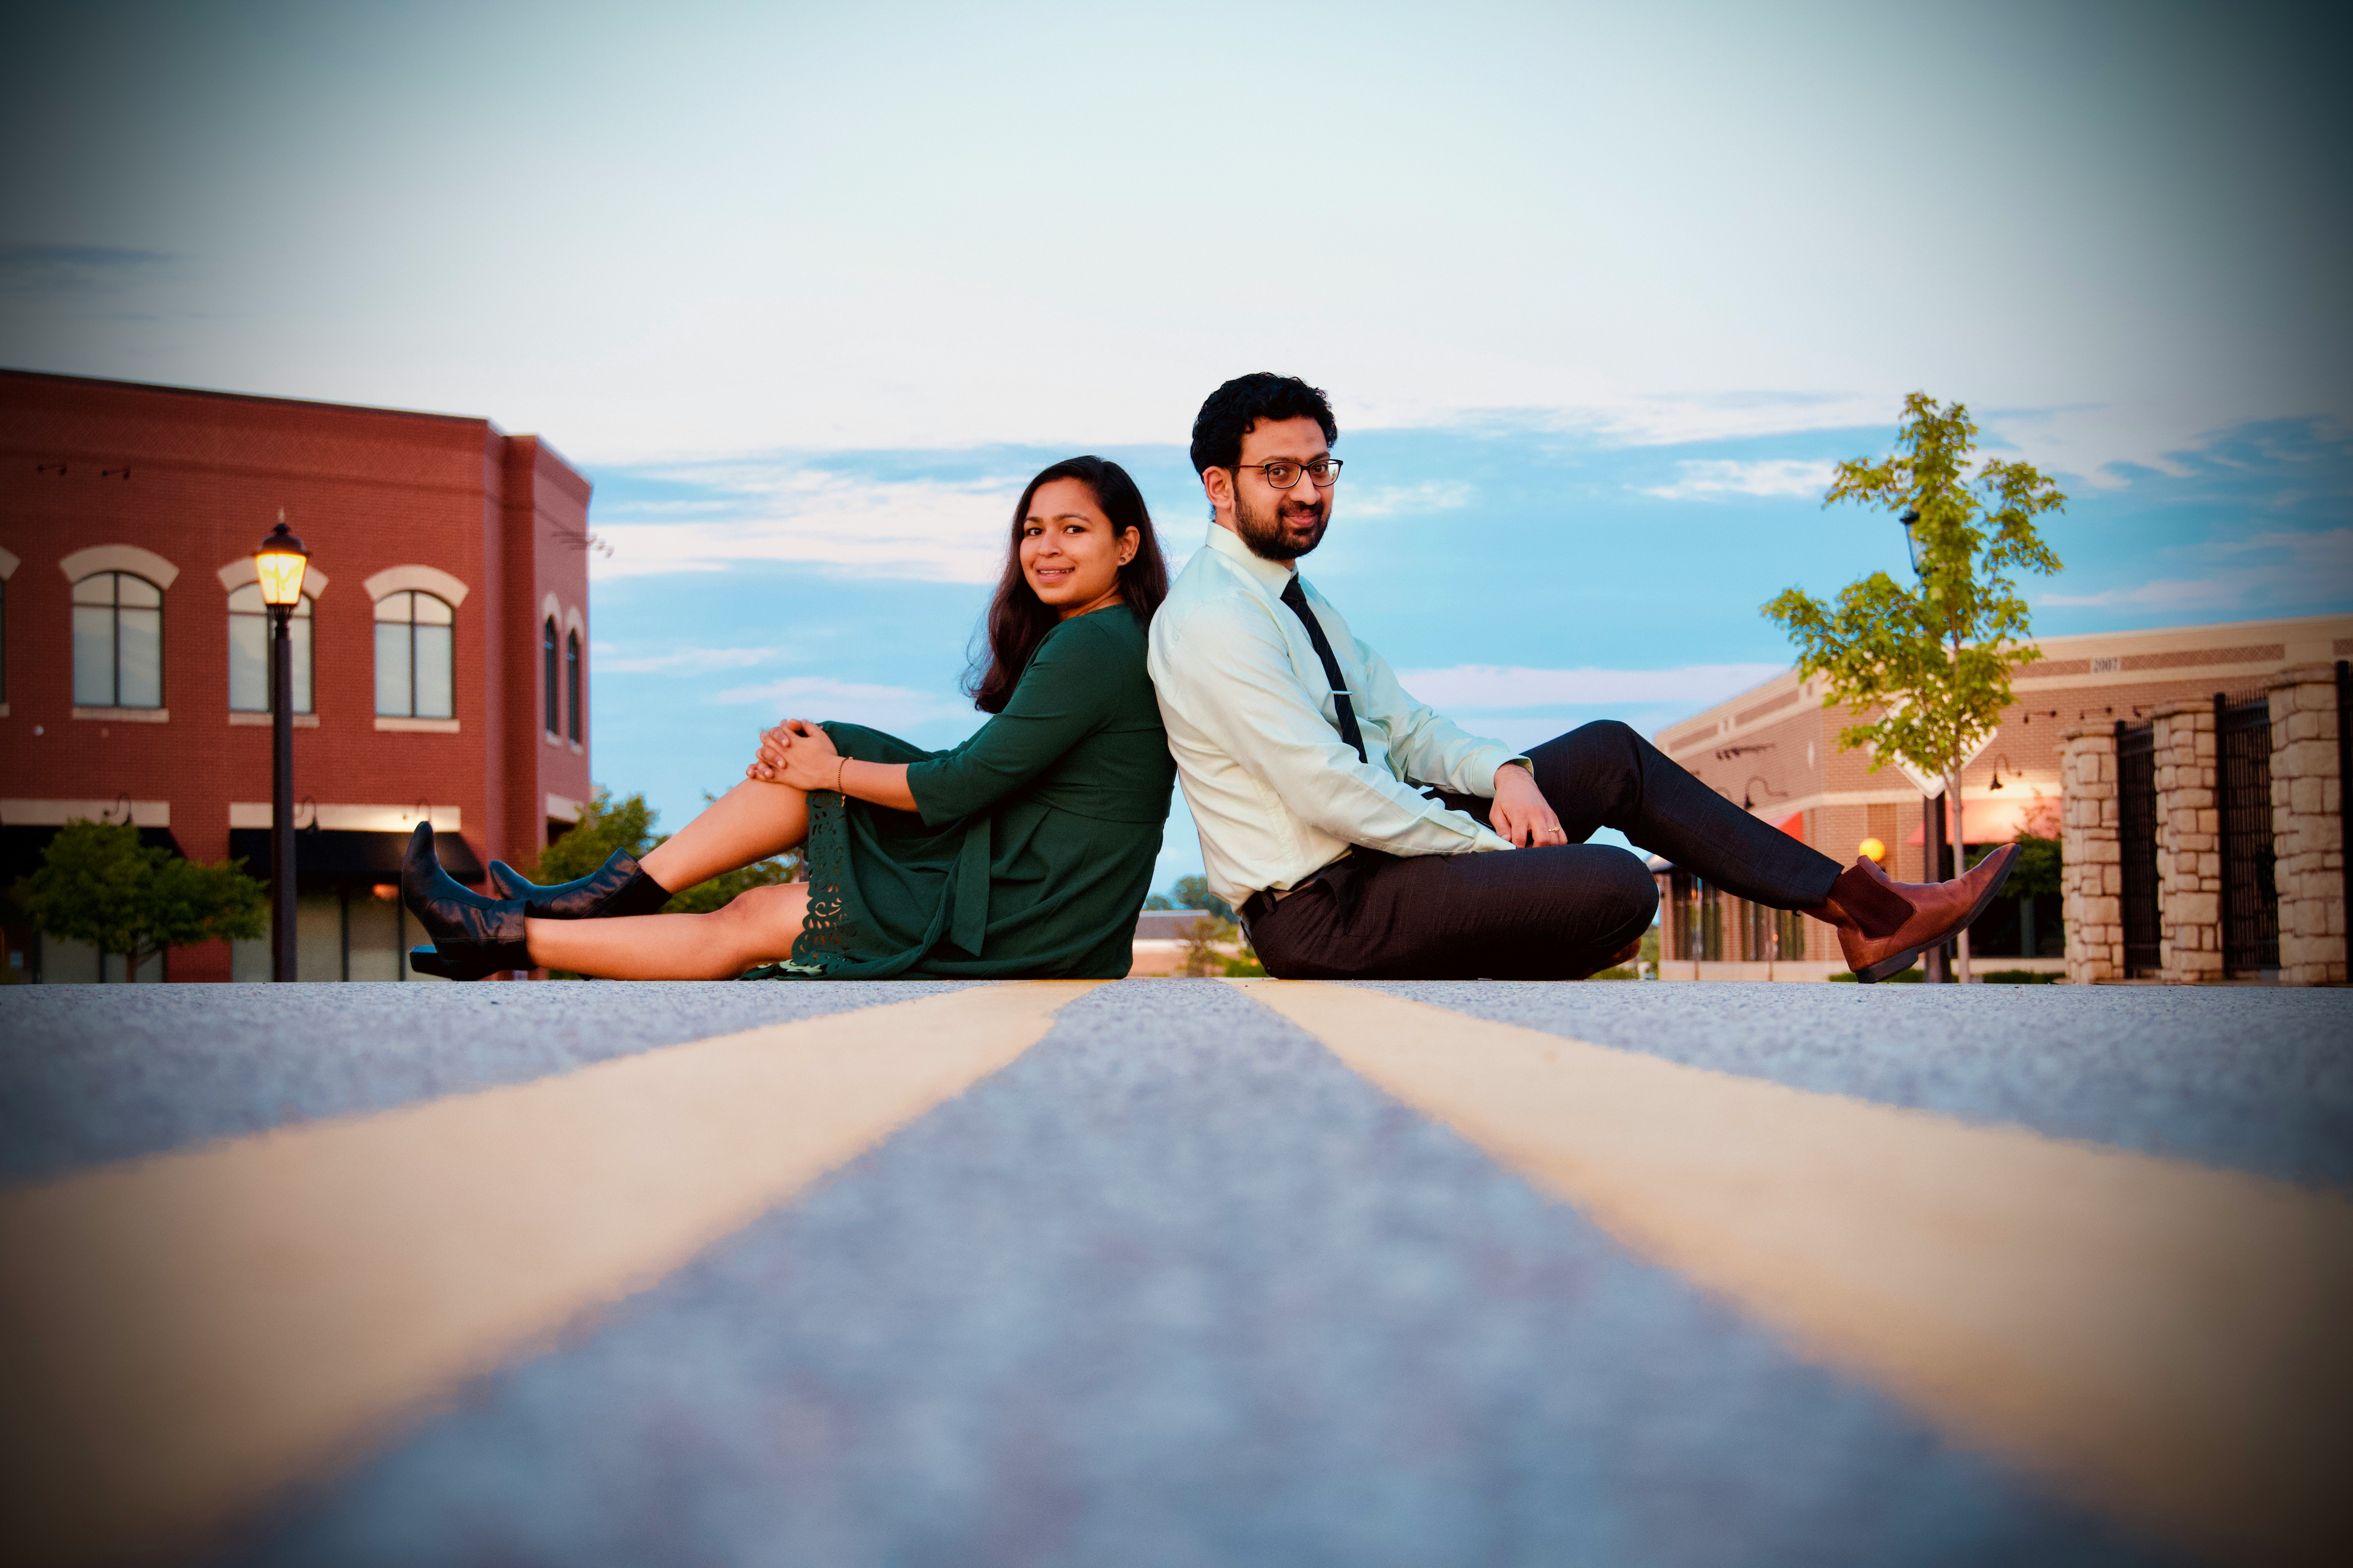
[2,980,2346,1567]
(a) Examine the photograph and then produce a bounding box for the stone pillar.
[2150,699,2223,983]
[2265,664,2346,985]
[2060,725,2122,984]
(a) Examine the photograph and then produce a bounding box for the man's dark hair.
[1189,373,1338,475]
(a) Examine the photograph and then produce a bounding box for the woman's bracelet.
[834,757,846,795]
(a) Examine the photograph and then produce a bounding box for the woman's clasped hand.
[749,718,842,793]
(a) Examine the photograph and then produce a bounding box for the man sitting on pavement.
[1145,372,2016,982]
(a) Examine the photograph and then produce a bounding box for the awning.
[1770,810,1805,842]
[229,828,484,883]
[2,825,186,889]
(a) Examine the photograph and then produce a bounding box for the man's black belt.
[1239,853,1362,933]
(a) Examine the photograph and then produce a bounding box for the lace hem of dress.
[781,787,850,975]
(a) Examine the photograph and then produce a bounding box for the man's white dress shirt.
[1148,524,1524,907]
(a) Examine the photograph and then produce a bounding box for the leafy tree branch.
[1763,392,2064,784]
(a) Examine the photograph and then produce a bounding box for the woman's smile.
[1020,475,1137,618]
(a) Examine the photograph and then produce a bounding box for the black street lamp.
[254,514,310,982]
[1900,507,1923,575]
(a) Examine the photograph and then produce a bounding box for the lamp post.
[255,514,310,982]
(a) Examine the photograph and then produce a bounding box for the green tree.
[2004,831,2062,902]
[1173,913,1262,977]
[16,819,267,979]
[1168,874,1235,923]
[526,786,660,883]
[1762,393,2065,980]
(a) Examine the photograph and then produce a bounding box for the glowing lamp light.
[254,512,310,606]
[1857,836,1888,865]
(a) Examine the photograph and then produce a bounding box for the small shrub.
[16,818,265,978]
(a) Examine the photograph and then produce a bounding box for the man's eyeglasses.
[1234,458,1343,490]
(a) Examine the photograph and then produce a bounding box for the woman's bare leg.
[526,883,809,980]
[638,779,809,892]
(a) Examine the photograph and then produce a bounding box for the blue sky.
[4,2,2346,893]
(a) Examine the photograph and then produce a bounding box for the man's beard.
[1232,486,1329,562]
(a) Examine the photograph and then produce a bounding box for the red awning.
[1771,810,1805,842]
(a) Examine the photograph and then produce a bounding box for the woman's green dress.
[763,604,1173,980]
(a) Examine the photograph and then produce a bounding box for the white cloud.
[705,676,977,732]
[590,464,1022,583]
[1346,480,1474,518]
[1641,458,1838,501]
[1550,394,1895,451]
[595,645,784,675]
[2040,527,2353,611]
[1397,663,1790,711]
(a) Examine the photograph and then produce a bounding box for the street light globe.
[255,512,310,606]
[1857,836,1888,865]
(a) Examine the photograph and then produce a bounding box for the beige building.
[1649,613,2351,983]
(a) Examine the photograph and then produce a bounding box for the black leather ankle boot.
[485,849,672,920]
[402,823,532,980]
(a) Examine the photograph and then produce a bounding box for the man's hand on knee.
[1490,762,1566,847]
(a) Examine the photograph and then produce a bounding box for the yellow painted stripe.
[1234,980,2353,1568]
[0,981,1094,1566]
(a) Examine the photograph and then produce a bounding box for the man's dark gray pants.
[1245,720,1846,980]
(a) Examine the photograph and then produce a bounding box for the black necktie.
[1280,575,1367,764]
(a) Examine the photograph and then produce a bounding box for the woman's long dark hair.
[966,456,1167,714]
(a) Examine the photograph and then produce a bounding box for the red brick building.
[1,371,593,983]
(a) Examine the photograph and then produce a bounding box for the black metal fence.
[2216,694,2280,974]
[2117,723,2160,975]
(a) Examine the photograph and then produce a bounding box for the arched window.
[227,584,313,712]
[72,572,163,708]
[543,617,560,736]
[375,591,454,718]
[565,628,582,743]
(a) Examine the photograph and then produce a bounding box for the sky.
[5,1,2347,892]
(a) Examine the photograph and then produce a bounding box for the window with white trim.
[72,572,163,708]
[543,616,560,736]
[566,628,582,743]
[227,584,314,712]
[375,590,454,718]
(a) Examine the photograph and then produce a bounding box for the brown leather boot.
[1805,844,2022,983]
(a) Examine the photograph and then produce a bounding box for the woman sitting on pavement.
[402,455,1176,981]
